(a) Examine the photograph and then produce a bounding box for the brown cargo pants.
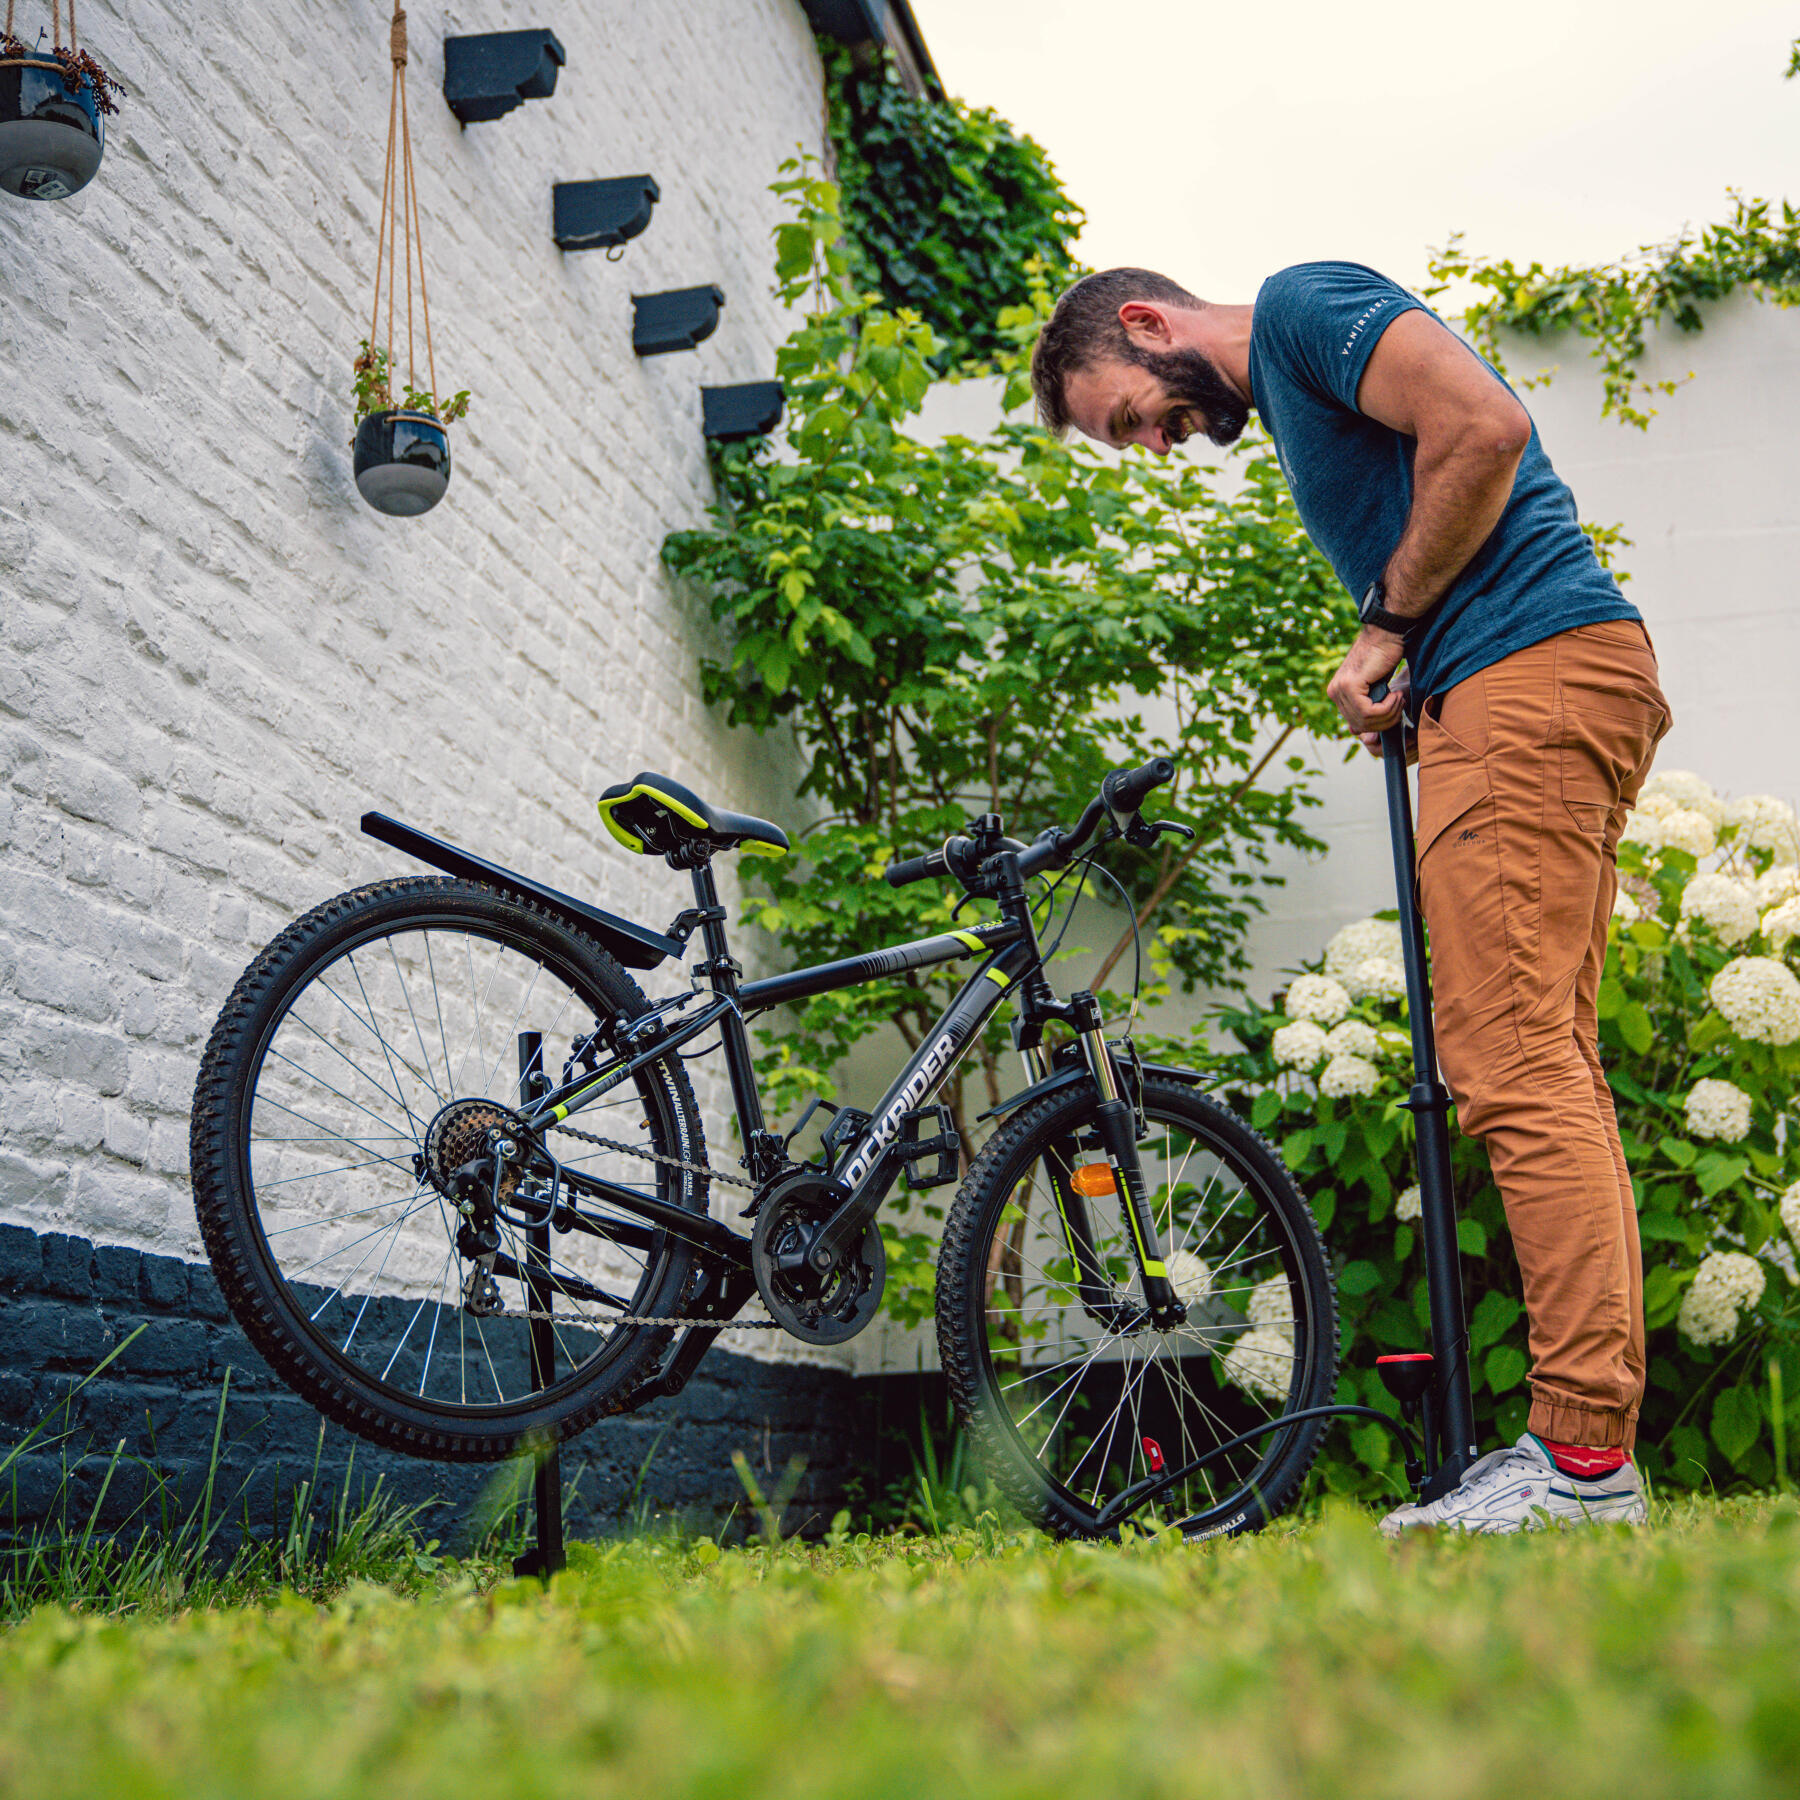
[1415,620,1671,1450]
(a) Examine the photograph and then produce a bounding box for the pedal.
[897,1103,960,1191]
[820,1106,873,1178]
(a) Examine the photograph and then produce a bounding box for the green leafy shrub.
[663,162,1353,1320]
[1195,769,1800,1496]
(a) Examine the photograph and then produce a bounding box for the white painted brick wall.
[1,0,835,1359]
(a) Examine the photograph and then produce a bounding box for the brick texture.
[0,1,844,1388]
[0,1228,871,1542]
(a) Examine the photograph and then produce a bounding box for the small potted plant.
[350,340,470,518]
[0,16,122,202]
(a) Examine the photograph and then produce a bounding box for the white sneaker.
[1378,1433,1647,1537]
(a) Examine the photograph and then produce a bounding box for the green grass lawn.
[3,1498,1799,1800]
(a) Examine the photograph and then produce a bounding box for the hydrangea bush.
[1194,770,1800,1495]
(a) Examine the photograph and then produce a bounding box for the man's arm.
[1326,309,1533,749]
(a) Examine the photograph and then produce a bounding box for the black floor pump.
[1370,679,1478,1501]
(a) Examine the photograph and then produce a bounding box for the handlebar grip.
[1103,757,1176,816]
[1370,678,1390,704]
[883,849,949,889]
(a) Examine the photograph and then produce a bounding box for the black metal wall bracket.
[554,176,659,254]
[633,285,725,356]
[702,381,785,443]
[443,30,566,126]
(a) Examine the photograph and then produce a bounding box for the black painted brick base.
[0,1223,874,1546]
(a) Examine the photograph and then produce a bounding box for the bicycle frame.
[510,858,1048,1274]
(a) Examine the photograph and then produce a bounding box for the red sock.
[1537,1436,1628,1479]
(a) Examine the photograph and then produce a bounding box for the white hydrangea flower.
[1764,897,1800,955]
[1348,956,1409,1003]
[1710,956,1800,1046]
[1635,789,1679,821]
[1324,918,1403,984]
[1323,1019,1379,1060]
[1753,865,1800,913]
[1245,1274,1294,1336]
[1678,873,1759,946]
[1676,1251,1768,1347]
[1781,1182,1800,1256]
[1271,1020,1329,1070]
[1659,808,1717,859]
[1166,1249,1212,1308]
[1319,1053,1382,1099]
[1641,771,1723,825]
[1724,794,1800,863]
[1684,1078,1753,1143]
[1220,1325,1294,1400]
[1621,810,1668,852]
[1394,1183,1422,1222]
[1612,886,1643,925]
[1374,1025,1411,1061]
[1283,974,1352,1026]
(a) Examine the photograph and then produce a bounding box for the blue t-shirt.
[1247,261,1638,708]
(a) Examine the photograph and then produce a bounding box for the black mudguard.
[977,1057,1206,1124]
[360,812,684,971]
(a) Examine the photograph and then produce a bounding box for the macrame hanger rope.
[363,2,439,414]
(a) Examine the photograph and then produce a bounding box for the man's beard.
[1122,343,1251,447]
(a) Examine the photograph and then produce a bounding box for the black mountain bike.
[191,759,1343,1538]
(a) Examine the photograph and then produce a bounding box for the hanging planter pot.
[353,408,451,516]
[349,4,471,520]
[0,7,123,202]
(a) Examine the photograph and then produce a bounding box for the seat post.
[689,860,774,1177]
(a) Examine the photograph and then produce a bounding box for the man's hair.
[1029,268,1204,438]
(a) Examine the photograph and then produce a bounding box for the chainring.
[749,1173,885,1346]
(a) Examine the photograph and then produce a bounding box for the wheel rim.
[236,915,692,1419]
[975,1097,1323,1531]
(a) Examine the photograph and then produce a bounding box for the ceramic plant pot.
[353,410,452,517]
[0,54,104,201]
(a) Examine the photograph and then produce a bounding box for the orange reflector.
[1070,1163,1117,1198]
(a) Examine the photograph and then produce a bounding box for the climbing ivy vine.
[822,44,1083,371]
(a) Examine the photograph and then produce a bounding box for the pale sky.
[905,0,1799,306]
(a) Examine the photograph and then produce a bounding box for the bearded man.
[1031,263,1670,1534]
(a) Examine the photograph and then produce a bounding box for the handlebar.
[881,757,1180,892]
[1103,756,1175,819]
[883,848,949,890]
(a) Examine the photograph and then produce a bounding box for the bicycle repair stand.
[1370,688,1478,1502]
[512,1030,567,1580]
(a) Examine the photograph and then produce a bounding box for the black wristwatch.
[1359,578,1425,640]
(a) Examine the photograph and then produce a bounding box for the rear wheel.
[936,1077,1337,1538]
[190,877,706,1461]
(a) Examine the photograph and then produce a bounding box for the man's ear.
[1117,301,1173,348]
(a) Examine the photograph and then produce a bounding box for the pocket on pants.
[1555,683,1666,833]
[1417,769,1514,1035]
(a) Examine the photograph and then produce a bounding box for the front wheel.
[936,1077,1338,1538]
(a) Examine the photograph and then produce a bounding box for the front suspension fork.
[1074,1014,1183,1325]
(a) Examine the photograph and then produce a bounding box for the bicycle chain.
[538,1116,779,1327]
[547,1117,757,1189]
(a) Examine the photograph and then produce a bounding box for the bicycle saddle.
[596,772,790,862]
